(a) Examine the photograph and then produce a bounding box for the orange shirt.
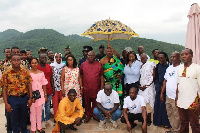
[0,68,32,96]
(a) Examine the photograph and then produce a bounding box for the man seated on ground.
[52,89,84,133]
[93,84,122,128]
[121,87,147,133]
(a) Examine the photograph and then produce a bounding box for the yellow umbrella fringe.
[82,31,139,37]
[90,36,139,41]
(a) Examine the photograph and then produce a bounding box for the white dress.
[138,61,156,110]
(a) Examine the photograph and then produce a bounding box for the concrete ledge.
[0,98,4,104]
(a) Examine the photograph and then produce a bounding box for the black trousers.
[5,109,12,133]
[121,113,143,124]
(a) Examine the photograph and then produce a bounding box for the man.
[0,54,33,133]
[52,89,84,133]
[139,54,156,126]
[20,50,28,69]
[62,45,71,62]
[0,48,11,73]
[160,52,181,133]
[26,50,32,69]
[153,52,171,127]
[93,84,122,128]
[149,49,159,64]
[96,45,106,61]
[47,50,54,64]
[136,46,150,61]
[176,48,200,133]
[80,51,104,123]
[79,46,93,67]
[0,48,12,133]
[26,50,32,60]
[100,46,124,98]
[20,50,27,61]
[121,87,147,133]
[10,47,28,70]
[37,53,55,128]
[11,46,20,56]
[38,47,48,55]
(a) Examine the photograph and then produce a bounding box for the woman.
[124,51,142,95]
[60,55,82,103]
[51,53,65,117]
[29,57,48,133]
[153,52,170,127]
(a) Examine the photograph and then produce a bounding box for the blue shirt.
[124,60,142,84]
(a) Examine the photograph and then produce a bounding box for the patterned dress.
[64,67,82,103]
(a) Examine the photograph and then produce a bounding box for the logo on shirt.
[105,99,111,104]
[169,70,175,77]
[131,104,136,110]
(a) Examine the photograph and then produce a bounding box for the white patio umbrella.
[185,3,200,65]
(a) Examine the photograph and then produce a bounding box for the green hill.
[0,29,184,61]
[0,29,23,43]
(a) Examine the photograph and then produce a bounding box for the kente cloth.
[103,56,124,96]
[52,97,84,132]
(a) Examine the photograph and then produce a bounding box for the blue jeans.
[8,95,28,133]
[42,95,52,121]
[93,107,122,121]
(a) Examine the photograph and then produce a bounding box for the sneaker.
[42,122,46,129]
[99,120,106,128]
[110,119,118,128]
[46,120,55,126]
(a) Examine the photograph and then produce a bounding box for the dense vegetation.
[0,29,184,61]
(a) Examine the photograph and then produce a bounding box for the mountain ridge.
[0,29,184,60]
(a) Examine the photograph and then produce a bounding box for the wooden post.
[107,34,111,47]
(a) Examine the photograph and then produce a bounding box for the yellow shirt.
[55,97,84,124]
[0,68,32,96]
[149,59,159,64]
[53,97,84,132]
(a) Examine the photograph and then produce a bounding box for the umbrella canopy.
[82,19,139,44]
[185,3,200,65]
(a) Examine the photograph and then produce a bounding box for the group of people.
[0,44,200,133]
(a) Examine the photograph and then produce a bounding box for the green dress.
[103,56,124,96]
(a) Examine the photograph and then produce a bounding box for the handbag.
[32,90,41,100]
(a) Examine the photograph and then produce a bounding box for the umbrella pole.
[107,34,111,47]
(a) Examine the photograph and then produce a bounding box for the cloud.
[0,0,199,46]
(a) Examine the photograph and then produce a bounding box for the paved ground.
[0,98,192,133]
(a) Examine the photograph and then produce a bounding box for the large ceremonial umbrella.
[185,3,200,65]
[82,18,139,46]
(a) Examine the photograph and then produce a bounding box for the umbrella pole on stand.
[107,34,111,47]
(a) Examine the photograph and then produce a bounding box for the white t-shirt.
[96,89,120,109]
[164,65,179,100]
[123,95,146,114]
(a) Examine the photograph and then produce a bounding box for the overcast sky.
[0,0,199,46]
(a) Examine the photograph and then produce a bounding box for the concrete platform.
[0,100,192,133]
